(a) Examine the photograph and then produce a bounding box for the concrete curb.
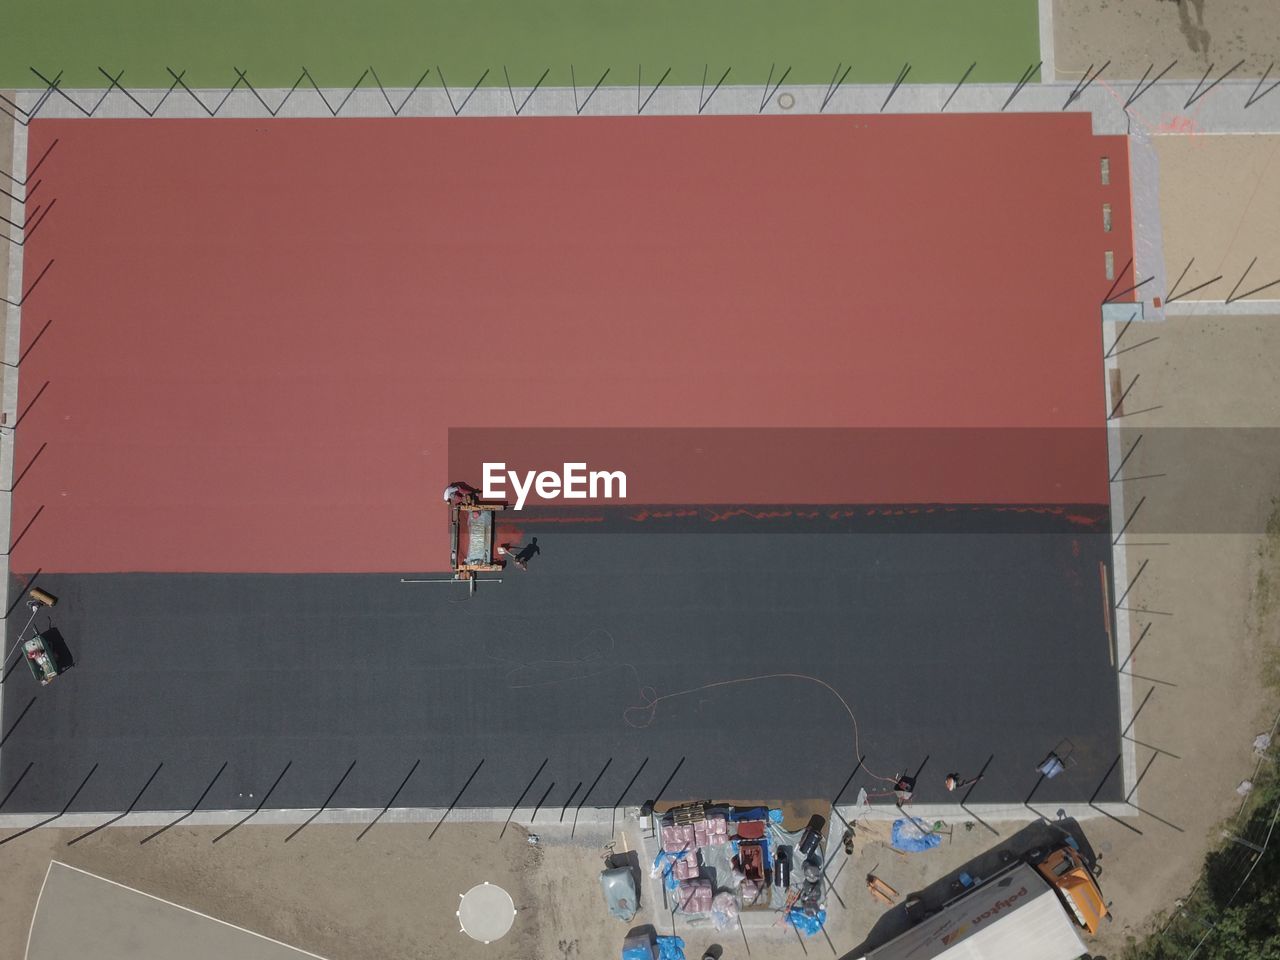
[9,77,1280,134]
[0,801,1136,833]
[0,101,28,803]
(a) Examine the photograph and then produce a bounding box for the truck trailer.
[851,847,1107,960]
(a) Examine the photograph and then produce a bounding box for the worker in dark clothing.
[511,538,540,571]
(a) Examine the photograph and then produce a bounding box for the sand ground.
[1054,0,1280,80]
[0,821,547,960]
[1154,134,1280,298]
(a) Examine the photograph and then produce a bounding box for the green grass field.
[1,0,1039,90]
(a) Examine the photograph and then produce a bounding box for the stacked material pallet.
[672,855,701,881]
[677,879,714,914]
[661,811,732,914]
[660,813,729,853]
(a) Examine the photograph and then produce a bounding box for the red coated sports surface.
[12,115,1132,573]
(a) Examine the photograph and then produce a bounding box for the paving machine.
[402,485,508,596]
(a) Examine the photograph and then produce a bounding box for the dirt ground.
[1154,134,1280,298]
[1054,0,1280,80]
[0,816,872,960]
[0,820,549,960]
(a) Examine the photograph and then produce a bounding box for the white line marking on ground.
[22,860,54,960]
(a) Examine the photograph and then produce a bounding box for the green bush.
[1123,772,1280,960]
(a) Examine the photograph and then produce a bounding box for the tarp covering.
[600,866,639,922]
[787,907,828,937]
[656,935,686,960]
[891,817,942,853]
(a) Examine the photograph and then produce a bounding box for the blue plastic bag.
[653,849,687,891]
[655,934,686,960]
[786,907,827,936]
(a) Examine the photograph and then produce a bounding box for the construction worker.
[500,538,541,570]
[945,772,983,792]
[443,481,476,505]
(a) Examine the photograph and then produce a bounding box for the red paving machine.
[402,484,507,596]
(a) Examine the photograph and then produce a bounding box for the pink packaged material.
[693,814,729,848]
[661,823,696,853]
[677,879,714,914]
[672,854,701,881]
[705,814,729,843]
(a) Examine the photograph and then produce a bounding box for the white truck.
[851,846,1108,960]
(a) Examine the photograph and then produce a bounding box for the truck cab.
[1034,845,1109,934]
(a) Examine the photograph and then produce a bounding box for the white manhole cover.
[778,92,796,110]
[457,882,516,943]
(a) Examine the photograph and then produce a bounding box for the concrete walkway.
[6,72,1280,133]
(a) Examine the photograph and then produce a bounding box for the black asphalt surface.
[1,527,1123,815]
